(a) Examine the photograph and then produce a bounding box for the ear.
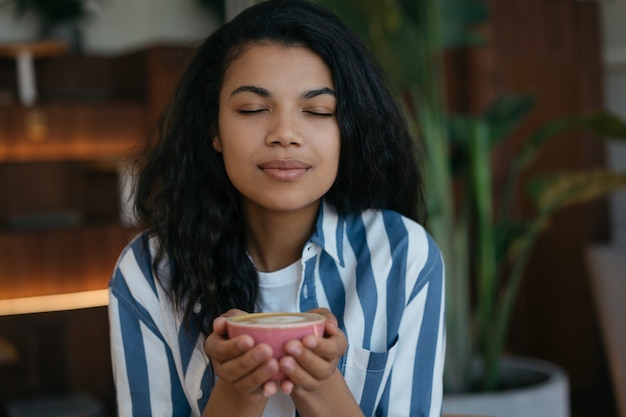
[212,136,222,153]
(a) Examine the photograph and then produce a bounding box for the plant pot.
[40,22,83,53]
[586,244,626,417]
[443,356,570,417]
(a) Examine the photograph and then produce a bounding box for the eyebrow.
[230,85,270,97]
[229,85,336,99]
[302,87,336,99]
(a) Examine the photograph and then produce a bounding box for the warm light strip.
[0,289,109,316]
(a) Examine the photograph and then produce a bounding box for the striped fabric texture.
[109,201,445,417]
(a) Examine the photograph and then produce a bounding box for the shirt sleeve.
[376,231,445,417]
[108,236,192,417]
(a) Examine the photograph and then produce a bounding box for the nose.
[266,110,302,146]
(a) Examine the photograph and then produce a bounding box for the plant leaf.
[447,115,481,177]
[318,0,489,92]
[396,0,488,48]
[483,94,536,147]
[517,111,626,170]
[505,169,626,264]
[527,169,626,213]
[317,0,425,92]
[448,96,535,176]
[439,0,489,48]
[494,219,529,265]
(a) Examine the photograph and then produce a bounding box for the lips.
[258,159,311,181]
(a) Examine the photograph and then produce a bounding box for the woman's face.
[215,43,340,215]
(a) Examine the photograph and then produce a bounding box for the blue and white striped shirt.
[109,202,445,417]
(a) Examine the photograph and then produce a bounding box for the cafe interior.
[0,0,625,416]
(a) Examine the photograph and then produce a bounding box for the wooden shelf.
[0,45,194,415]
[0,41,70,106]
[0,41,68,59]
[0,103,146,162]
[0,46,192,308]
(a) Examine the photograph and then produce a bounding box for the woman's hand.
[276,308,363,417]
[204,309,280,400]
[203,308,362,417]
[277,308,347,395]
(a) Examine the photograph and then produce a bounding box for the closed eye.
[304,110,334,117]
[238,109,267,114]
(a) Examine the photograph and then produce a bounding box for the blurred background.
[0,0,625,416]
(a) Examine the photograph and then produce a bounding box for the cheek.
[325,132,341,171]
[221,149,243,179]
[219,144,254,192]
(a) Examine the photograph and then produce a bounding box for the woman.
[109,1,445,416]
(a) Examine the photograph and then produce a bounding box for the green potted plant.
[0,0,99,51]
[196,0,225,23]
[317,0,626,412]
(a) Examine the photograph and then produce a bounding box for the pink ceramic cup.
[226,312,326,381]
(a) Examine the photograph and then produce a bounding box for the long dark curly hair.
[133,0,426,335]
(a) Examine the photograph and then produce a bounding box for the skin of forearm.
[201,379,268,417]
[291,369,365,417]
[202,370,364,417]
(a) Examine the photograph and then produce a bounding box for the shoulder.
[319,201,429,240]
[345,208,435,250]
[314,203,444,284]
[112,232,154,278]
[109,232,166,305]
[347,208,443,281]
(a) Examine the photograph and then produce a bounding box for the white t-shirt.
[257,259,302,417]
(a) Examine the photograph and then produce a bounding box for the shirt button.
[193,303,202,314]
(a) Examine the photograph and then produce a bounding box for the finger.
[300,325,347,361]
[307,308,338,326]
[230,358,280,394]
[211,316,228,335]
[281,341,337,383]
[205,333,254,363]
[212,309,248,334]
[278,355,320,391]
[322,318,340,337]
[262,380,279,398]
[222,308,249,318]
[279,379,294,395]
[219,343,275,382]
[206,310,256,361]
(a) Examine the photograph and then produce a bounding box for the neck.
[244,201,320,273]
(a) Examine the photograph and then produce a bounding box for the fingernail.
[254,345,271,361]
[303,337,318,349]
[282,358,295,373]
[236,336,253,350]
[263,359,278,375]
[286,343,302,356]
[263,382,277,398]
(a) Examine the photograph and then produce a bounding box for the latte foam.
[229,312,324,327]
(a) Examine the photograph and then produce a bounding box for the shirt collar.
[309,200,346,267]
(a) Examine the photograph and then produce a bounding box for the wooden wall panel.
[0,104,146,163]
[0,44,194,414]
[0,225,138,300]
[145,46,196,124]
[0,307,115,414]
